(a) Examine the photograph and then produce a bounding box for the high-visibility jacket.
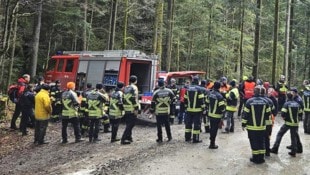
[219,84,230,98]
[206,82,214,90]
[206,90,225,118]
[243,81,256,100]
[150,87,175,115]
[225,87,239,111]
[242,96,271,130]
[184,85,205,113]
[276,81,288,96]
[35,89,52,120]
[87,90,107,118]
[123,84,139,113]
[109,90,124,118]
[303,86,310,112]
[281,100,303,127]
[61,90,80,118]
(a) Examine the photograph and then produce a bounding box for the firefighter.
[206,79,214,90]
[121,75,140,145]
[184,76,205,143]
[80,83,93,136]
[224,80,239,133]
[178,80,190,124]
[87,83,108,142]
[291,87,304,121]
[109,82,124,143]
[270,91,303,157]
[302,80,310,134]
[99,86,111,133]
[50,80,62,122]
[61,82,83,143]
[242,85,270,164]
[239,76,256,115]
[219,76,230,98]
[200,80,210,133]
[150,79,175,142]
[206,81,225,148]
[264,87,278,156]
[275,75,289,112]
[166,78,179,124]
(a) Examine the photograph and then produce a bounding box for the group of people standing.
[8,73,310,165]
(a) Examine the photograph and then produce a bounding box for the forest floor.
[0,113,310,175]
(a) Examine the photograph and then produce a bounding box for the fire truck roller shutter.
[130,62,151,94]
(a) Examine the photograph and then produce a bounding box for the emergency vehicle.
[44,50,158,94]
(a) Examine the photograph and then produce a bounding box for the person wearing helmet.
[166,78,179,124]
[237,76,248,117]
[239,75,256,117]
[242,85,271,164]
[275,75,289,112]
[224,80,239,133]
[61,82,83,143]
[200,80,210,133]
[219,76,230,98]
[50,80,62,122]
[270,90,303,157]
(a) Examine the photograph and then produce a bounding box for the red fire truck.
[44,50,158,93]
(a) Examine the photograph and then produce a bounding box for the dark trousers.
[273,124,302,153]
[11,103,22,129]
[89,118,100,140]
[156,115,172,141]
[225,111,234,132]
[34,119,48,144]
[80,115,90,135]
[209,117,221,144]
[20,108,34,134]
[278,96,286,113]
[178,103,186,124]
[265,125,272,154]
[237,97,244,116]
[304,112,310,133]
[62,117,81,141]
[110,118,121,140]
[248,130,265,161]
[185,112,201,142]
[121,113,136,141]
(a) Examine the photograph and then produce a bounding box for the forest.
[0,0,309,93]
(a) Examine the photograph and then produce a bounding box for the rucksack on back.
[7,84,19,103]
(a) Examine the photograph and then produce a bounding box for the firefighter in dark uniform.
[242,85,271,164]
[109,82,124,143]
[200,80,210,133]
[166,78,179,124]
[50,80,62,122]
[99,86,111,133]
[265,88,278,156]
[121,75,140,145]
[61,82,83,143]
[184,76,205,143]
[302,80,310,134]
[275,75,289,112]
[206,81,225,148]
[80,83,93,136]
[270,90,303,157]
[87,83,108,142]
[150,79,175,143]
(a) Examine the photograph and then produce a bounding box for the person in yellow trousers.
[34,84,52,145]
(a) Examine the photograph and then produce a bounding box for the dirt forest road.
[0,116,309,175]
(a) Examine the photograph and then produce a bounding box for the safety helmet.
[220,76,227,82]
[280,75,285,81]
[254,85,266,96]
[170,78,176,84]
[67,82,75,89]
[242,76,248,81]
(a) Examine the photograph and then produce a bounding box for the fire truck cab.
[44,50,158,94]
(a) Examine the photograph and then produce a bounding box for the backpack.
[7,84,20,103]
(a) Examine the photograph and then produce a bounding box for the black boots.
[209,140,218,149]
[193,134,202,143]
[270,146,278,154]
[250,155,265,164]
[205,126,210,133]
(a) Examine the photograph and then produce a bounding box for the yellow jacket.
[35,89,52,120]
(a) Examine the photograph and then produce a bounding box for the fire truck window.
[57,59,64,72]
[65,59,74,72]
[46,59,56,71]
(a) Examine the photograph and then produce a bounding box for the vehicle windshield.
[46,59,57,71]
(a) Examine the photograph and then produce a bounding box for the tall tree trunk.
[272,0,279,85]
[87,0,95,51]
[122,0,128,50]
[206,4,213,78]
[31,0,43,78]
[83,0,88,51]
[305,16,310,80]
[164,0,173,72]
[252,0,262,79]
[288,0,294,87]
[176,35,180,71]
[239,0,245,81]
[7,4,18,88]
[154,0,163,70]
[108,0,118,50]
[153,1,159,55]
[283,0,291,81]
